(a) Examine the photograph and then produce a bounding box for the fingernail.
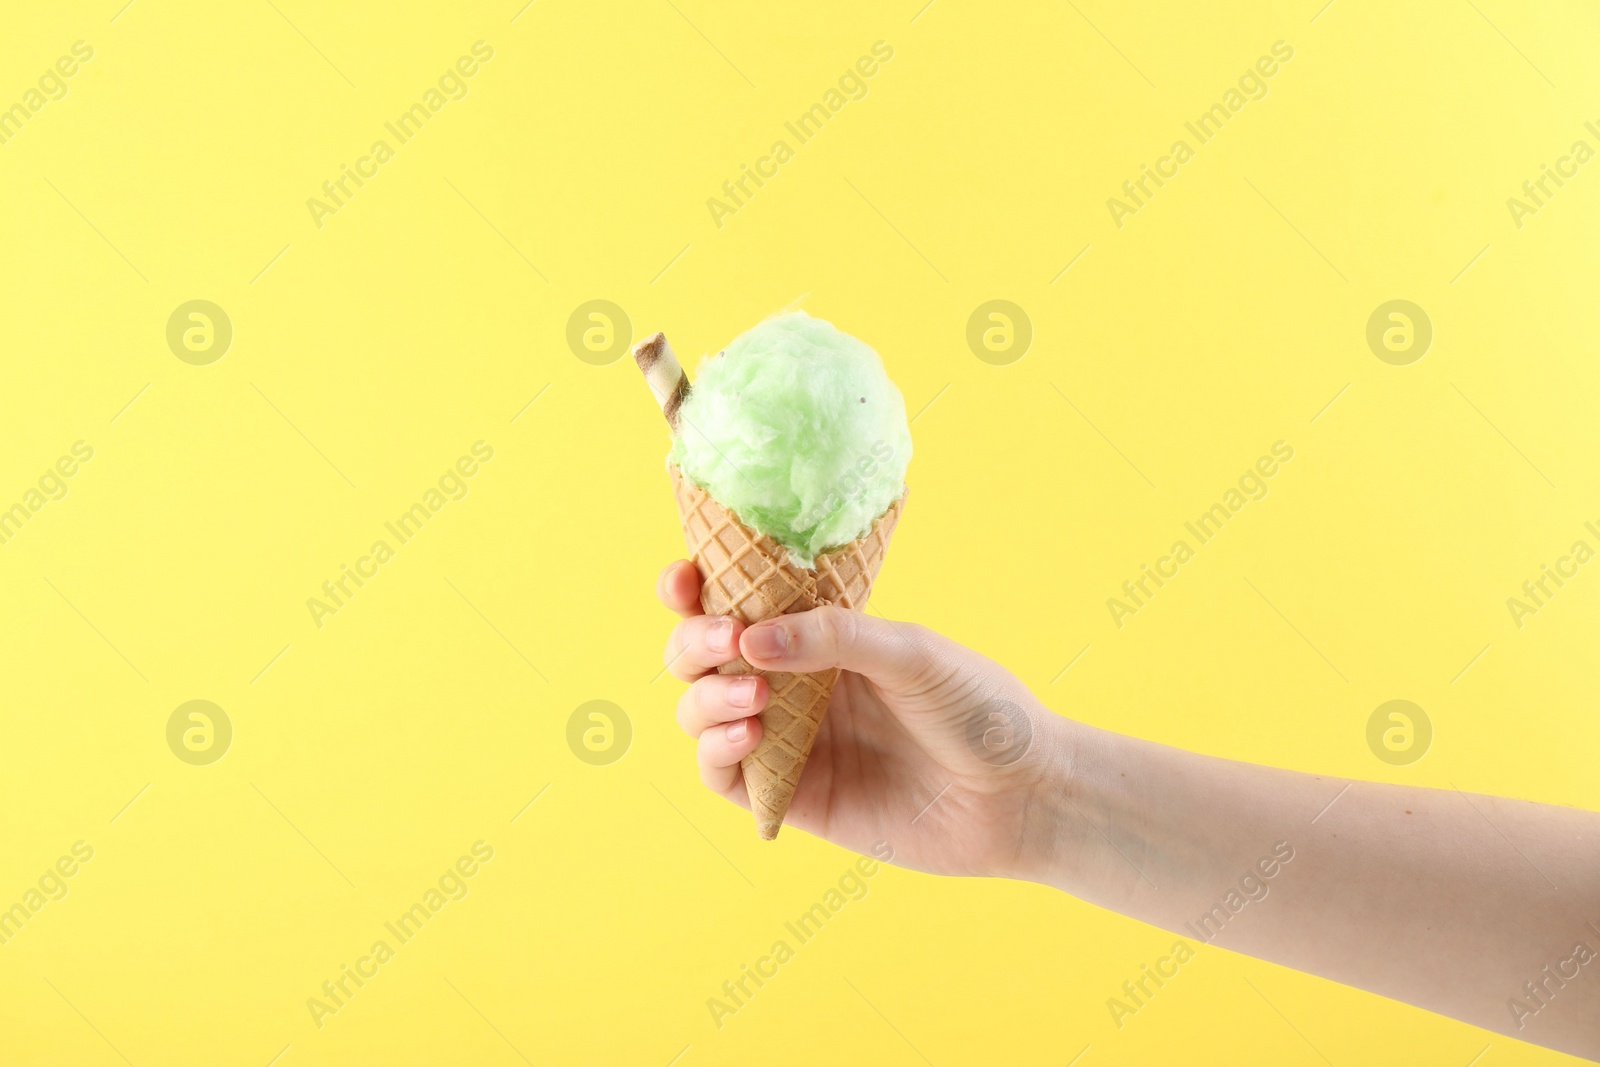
[743,622,789,661]
[726,719,748,742]
[708,617,735,653]
[728,677,757,708]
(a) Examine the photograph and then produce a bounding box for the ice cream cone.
[669,467,903,839]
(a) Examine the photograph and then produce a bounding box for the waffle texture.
[669,466,903,839]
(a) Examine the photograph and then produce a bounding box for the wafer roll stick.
[632,332,690,434]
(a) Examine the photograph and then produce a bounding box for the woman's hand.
[657,559,1072,879]
[658,554,1600,1059]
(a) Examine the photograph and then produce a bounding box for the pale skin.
[658,560,1600,1061]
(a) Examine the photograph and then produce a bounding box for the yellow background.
[1,0,1596,1063]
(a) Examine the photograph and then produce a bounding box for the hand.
[656,559,1072,878]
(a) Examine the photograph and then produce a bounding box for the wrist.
[1007,709,1099,886]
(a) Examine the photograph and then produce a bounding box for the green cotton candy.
[669,311,912,568]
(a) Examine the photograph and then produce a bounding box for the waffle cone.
[669,467,903,839]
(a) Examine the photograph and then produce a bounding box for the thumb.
[739,606,940,691]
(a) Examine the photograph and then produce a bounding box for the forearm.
[1028,718,1600,1058]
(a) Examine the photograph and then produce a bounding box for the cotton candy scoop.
[668,312,912,568]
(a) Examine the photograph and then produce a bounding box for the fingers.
[655,559,759,806]
[697,715,761,796]
[663,613,745,681]
[739,605,936,691]
[656,560,702,618]
[677,674,768,736]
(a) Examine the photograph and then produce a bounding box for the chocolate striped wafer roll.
[632,332,690,434]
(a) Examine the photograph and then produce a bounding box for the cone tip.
[757,819,780,840]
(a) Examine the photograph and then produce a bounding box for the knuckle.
[690,676,721,714]
[674,688,699,733]
[813,605,856,650]
[665,620,690,662]
[896,620,932,652]
[696,732,725,770]
[672,618,719,670]
[667,646,704,680]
